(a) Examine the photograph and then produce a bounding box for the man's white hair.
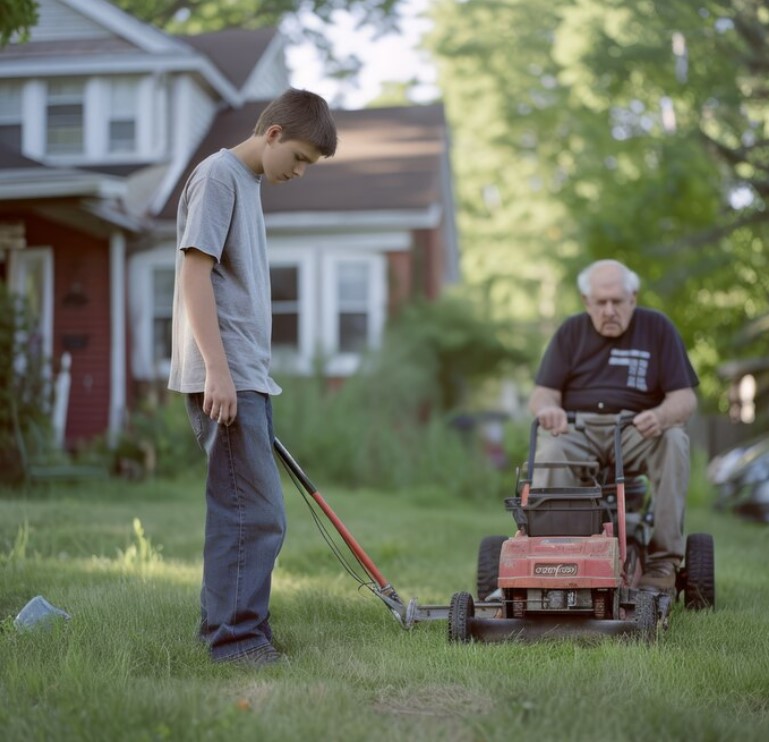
[577,259,640,296]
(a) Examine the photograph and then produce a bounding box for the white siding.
[148,74,218,216]
[28,0,115,42]
[242,39,291,101]
[21,80,46,158]
[142,74,170,159]
[182,77,218,154]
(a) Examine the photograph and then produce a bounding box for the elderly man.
[529,259,698,590]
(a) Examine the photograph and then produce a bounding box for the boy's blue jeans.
[185,390,286,661]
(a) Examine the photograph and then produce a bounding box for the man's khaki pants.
[532,413,690,568]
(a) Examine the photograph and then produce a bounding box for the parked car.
[707,435,769,523]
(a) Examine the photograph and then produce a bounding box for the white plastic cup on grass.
[14,595,71,631]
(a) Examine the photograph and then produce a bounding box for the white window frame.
[322,252,386,377]
[269,249,316,375]
[8,246,55,366]
[45,78,85,156]
[150,264,175,376]
[25,75,156,165]
[128,245,175,381]
[129,242,389,381]
[107,76,139,155]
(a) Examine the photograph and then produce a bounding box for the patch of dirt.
[372,683,495,718]
[229,680,274,712]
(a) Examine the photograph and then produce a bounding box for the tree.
[114,0,405,86]
[428,0,769,408]
[0,0,38,46]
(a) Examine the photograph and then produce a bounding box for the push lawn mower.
[274,411,715,644]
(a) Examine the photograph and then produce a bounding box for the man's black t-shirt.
[534,307,699,413]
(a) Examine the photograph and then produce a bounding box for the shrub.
[272,293,524,501]
[112,394,202,479]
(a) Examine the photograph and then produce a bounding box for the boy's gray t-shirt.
[168,148,281,396]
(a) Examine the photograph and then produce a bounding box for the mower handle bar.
[526,411,637,484]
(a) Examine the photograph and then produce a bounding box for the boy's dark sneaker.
[222,643,287,668]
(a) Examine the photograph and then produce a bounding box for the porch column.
[109,231,126,446]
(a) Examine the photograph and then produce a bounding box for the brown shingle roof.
[157,102,449,220]
[178,28,276,89]
[0,142,46,169]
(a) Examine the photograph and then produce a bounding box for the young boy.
[168,89,338,666]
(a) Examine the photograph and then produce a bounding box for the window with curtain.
[46,79,85,155]
[271,265,300,350]
[152,267,174,366]
[108,77,138,154]
[336,261,369,353]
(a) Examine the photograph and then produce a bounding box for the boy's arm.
[180,248,237,425]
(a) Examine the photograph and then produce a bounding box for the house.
[0,0,460,447]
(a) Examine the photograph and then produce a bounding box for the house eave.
[0,169,126,200]
[82,199,145,233]
[265,205,444,232]
[0,56,242,106]
[146,205,446,243]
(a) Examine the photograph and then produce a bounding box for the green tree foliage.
[370,292,528,411]
[428,0,574,328]
[428,0,769,408]
[114,0,404,82]
[0,0,38,46]
[114,0,399,30]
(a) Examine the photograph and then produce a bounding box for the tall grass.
[1,468,768,741]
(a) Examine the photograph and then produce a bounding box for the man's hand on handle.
[536,405,570,436]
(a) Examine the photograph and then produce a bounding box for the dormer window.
[46,79,85,155]
[32,75,143,161]
[108,77,138,154]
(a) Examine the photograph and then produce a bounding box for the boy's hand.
[204,369,237,426]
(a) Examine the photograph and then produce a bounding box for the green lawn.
[1,465,768,742]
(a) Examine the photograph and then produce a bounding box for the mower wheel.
[448,591,474,643]
[476,535,507,600]
[634,590,658,643]
[684,533,716,610]
[624,538,645,589]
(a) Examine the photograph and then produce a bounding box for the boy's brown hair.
[254,88,338,158]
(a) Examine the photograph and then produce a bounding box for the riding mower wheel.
[448,591,474,643]
[634,590,658,643]
[476,535,507,600]
[683,533,716,610]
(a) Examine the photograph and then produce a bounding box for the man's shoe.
[639,564,677,591]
